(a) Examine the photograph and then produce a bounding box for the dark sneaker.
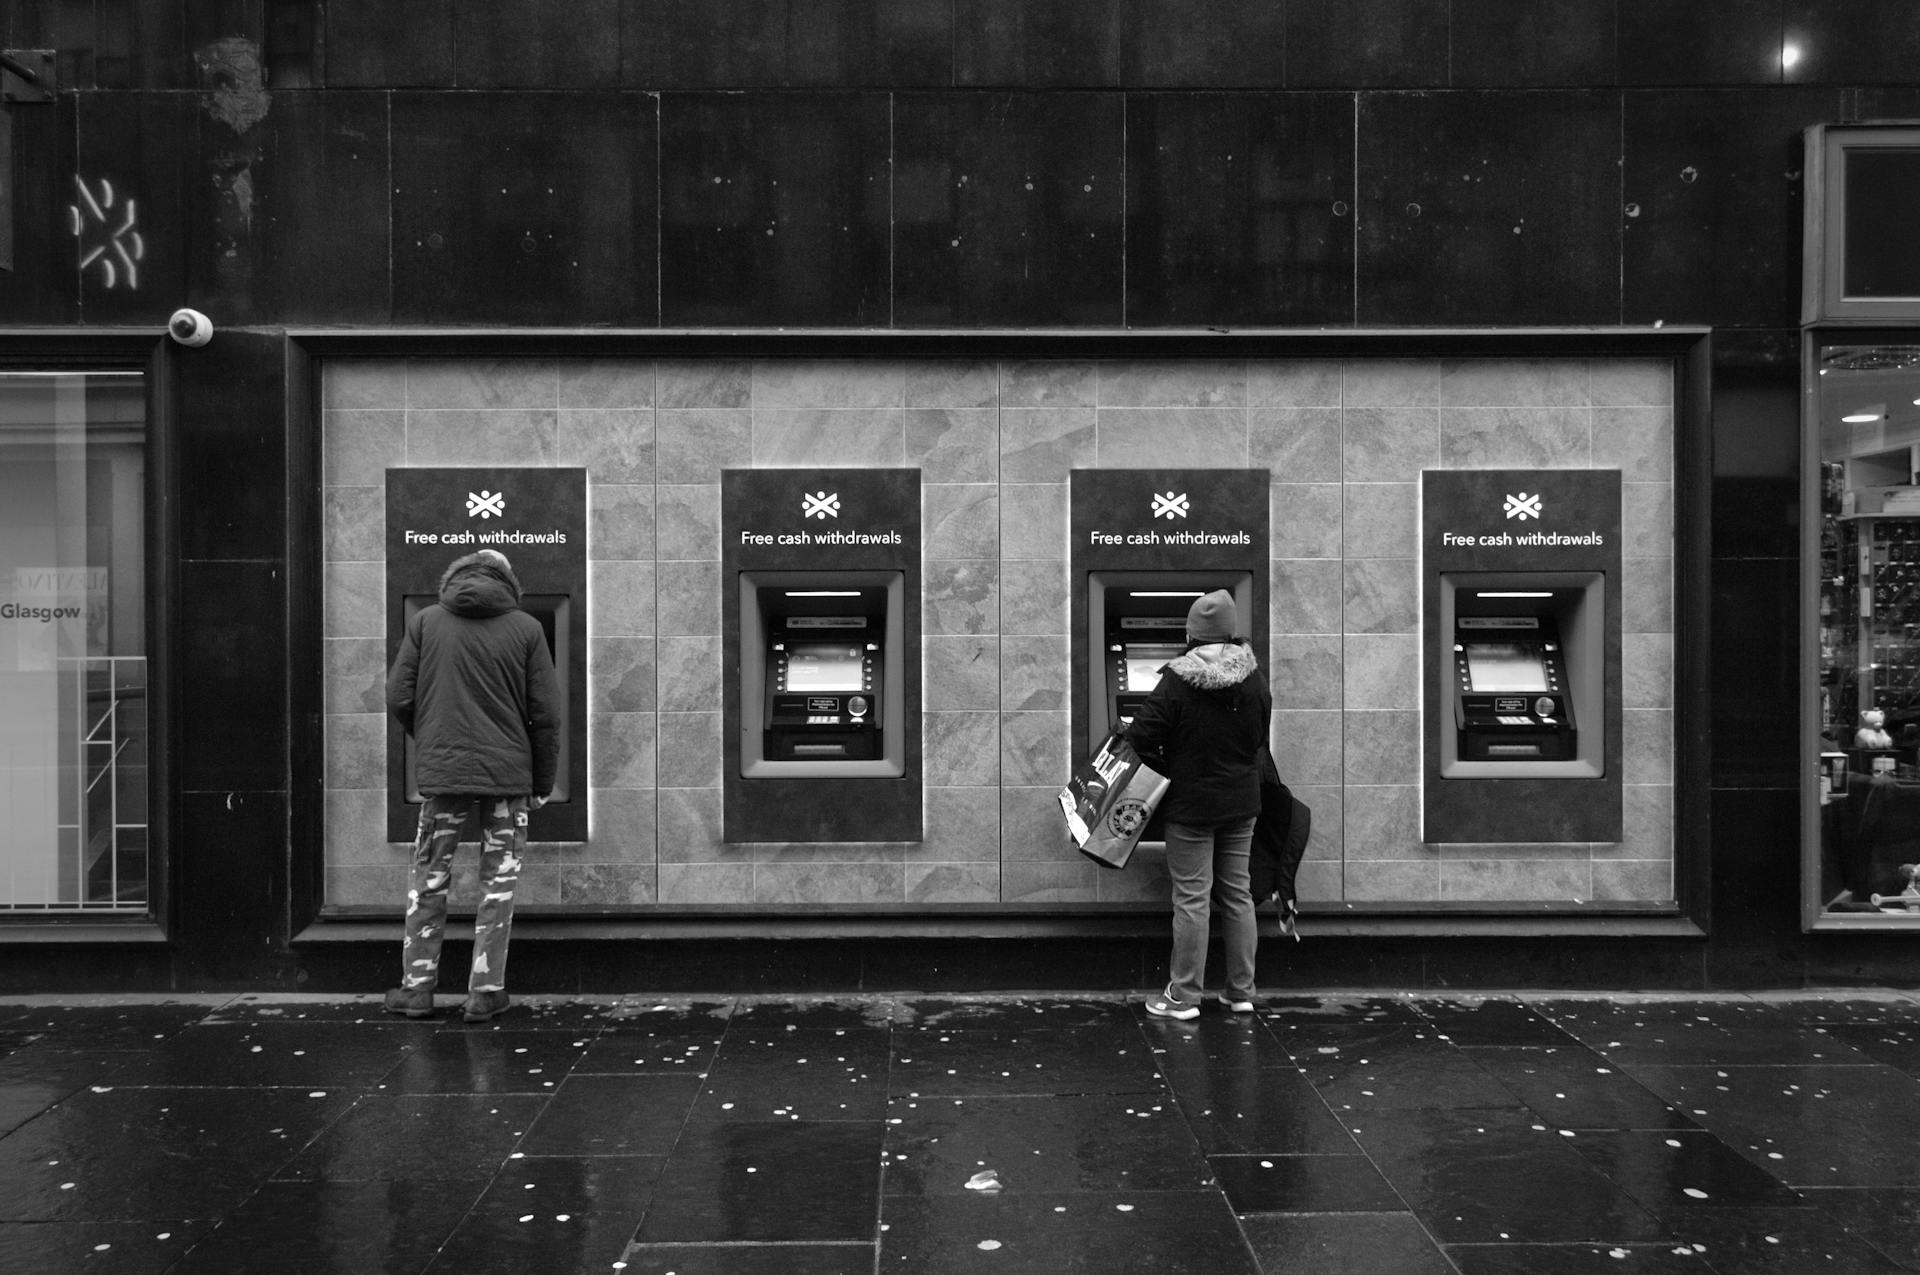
[462,990,512,1023]
[383,986,437,1019]
[1144,988,1199,1021]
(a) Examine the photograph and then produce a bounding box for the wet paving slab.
[0,990,1918,1272]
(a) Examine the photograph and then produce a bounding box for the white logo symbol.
[1504,492,1543,521]
[467,490,506,519]
[802,491,841,520]
[1151,491,1190,520]
[69,176,145,291]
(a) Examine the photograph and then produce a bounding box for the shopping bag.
[1249,751,1310,941]
[1058,730,1171,869]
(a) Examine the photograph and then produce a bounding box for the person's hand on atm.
[529,793,551,811]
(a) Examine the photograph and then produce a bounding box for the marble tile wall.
[320,356,1676,912]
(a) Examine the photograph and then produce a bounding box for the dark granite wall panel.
[1123,1,1285,89]
[176,328,287,561]
[1125,93,1355,326]
[1618,0,1786,87]
[1708,330,1800,561]
[659,93,889,326]
[0,96,78,323]
[390,92,658,325]
[626,0,952,89]
[893,93,1124,326]
[1357,91,1620,325]
[1450,0,1619,87]
[1785,0,1920,84]
[1285,0,1450,89]
[220,90,389,323]
[323,0,454,87]
[1710,558,1798,790]
[1621,88,1844,328]
[72,91,189,324]
[453,0,621,89]
[177,558,288,791]
[953,0,1125,88]
[176,789,287,980]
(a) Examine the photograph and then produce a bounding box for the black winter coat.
[387,554,560,797]
[1125,640,1272,828]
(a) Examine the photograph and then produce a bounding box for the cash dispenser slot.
[739,570,906,779]
[1438,572,1604,780]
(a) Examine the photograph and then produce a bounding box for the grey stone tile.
[1623,632,1674,710]
[656,636,723,714]
[1345,711,1421,785]
[1343,484,1418,559]
[752,409,905,467]
[1344,634,1418,710]
[591,483,656,560]
[1002,635,1068,711]
[325,714,385,790]
[925,483,999,559]
[405,408,559,467]
[1096,408,1248,468]
[1623,481,1674,559]
[1589,358,1672,407]
[1000,407,1095,481]
[905,359,998,409]
[656,484,721,562]
[590,637,657,713]
[592,712,658,789]
[1440,358,1592,407]
[1344,558,1417,634]
[920,787,1002,863]
[1345,858,1439,902]
[1000,360,1097,407]
[324,788,393,865]
[1592,858,1673,903]
[1593,406,1675,481]
[1342,359,1440,407]
[1439,407,1591,469]
[590,788,657,858]
[1248,359,1342,407]
[1275,559,1344,635]
[325,562,383,638]
[1269,633,1343,710]
[752,359,904,409]
[408,360,557,409]
[1252,407,1342,483]
[656,788,725,864]
[658,360,751,408]
[1001,710,1066,787]
[323,359,406,410]
[907,409,997,483]
[1623,709,1674,785]
[556,408,654,483]
[1002,786,1075,861]
[658,863,754,903]
[755,862,903,904]
[1623,559,1674,634]
[562,862,657,905]
[907,863,1001,903]
[323,410,405,485]
[1000,483,1067,559]
[591,560,656,637]
[1441,859,1592,902]
[925,560,1000,636]
[657,713,721,789]
[924,712,1001,787]
[1001,860,1099,902]
[998,560,1063,635]
[658,408,752,482]
[657,561,719,637]
[1344,785,1422,859]
[1612,783,1675,859]
[1271,710,1343,787]
[925,635,1001,711]
[1343,407,1440,483]
[326,864,406,907]
[325,637,387,716]
[1272,483,1343,559]
[1099,361,1246,407]
[556,360,654,409]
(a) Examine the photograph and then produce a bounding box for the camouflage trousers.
[401,794,528,995]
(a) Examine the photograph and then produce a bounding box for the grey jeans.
[1161,815,1258,1005]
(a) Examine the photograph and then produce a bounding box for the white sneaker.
[1215,994,1255,1014]
[1144,988,1199,1020]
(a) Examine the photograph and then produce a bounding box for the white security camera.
[167,309,213,347]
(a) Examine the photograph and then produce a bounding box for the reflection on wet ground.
[1,991,1918,1272]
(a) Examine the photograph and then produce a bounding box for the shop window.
[1811,341,1920,923]
[0,371,149,912]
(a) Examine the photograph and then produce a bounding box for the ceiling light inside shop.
[1781,42,1803,70]
[1844,410,1884,423]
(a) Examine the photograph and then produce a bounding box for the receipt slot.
[742,573,900,772]
[1442,576,1601,776]
[1087,571,1255,753]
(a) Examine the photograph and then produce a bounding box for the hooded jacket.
[1124,640,1272,828]
[386,553,560,797]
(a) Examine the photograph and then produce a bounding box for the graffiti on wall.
[68,176,144,290]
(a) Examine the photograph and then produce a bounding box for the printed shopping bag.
[1058,730,1171,869]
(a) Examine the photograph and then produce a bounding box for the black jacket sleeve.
[386,613,422,735]
[1124,671,1178,771]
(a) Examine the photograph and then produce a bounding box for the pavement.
[1,989,1918,1274]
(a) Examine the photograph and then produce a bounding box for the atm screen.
[785,643,867,691]
[1464,642,1549,693]
[1123,643,1184,692]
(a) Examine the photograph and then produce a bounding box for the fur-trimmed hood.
[437,552,522,618]
[1164,640,1258,690]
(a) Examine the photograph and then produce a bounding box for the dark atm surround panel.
[1438,571,1604,780]
[738,569,906,779]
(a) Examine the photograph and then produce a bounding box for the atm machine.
[738,570,905,778]
[1086,570,1255,752]
[1439,573,1603,779]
